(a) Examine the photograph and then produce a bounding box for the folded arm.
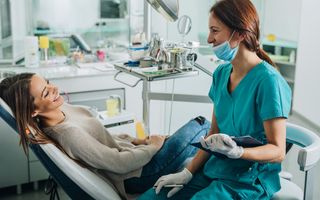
[241,117,286,163]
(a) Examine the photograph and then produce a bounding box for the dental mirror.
[177,15,192,41]
[146,0,179,22]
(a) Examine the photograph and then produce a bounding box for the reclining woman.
[0,73,210,199]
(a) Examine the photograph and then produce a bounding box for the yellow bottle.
[39,36,49,49]
[135,121,146,139]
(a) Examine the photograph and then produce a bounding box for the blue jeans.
[124,117,210,194]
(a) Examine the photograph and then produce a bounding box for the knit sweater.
[43,104,159,199]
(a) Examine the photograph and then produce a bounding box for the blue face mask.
[212,31,238,62]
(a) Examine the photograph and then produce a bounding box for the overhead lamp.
[146,0,179,22]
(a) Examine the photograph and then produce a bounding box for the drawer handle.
[114,71,142,87]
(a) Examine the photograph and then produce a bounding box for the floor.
[0,180,69,200]
[0,112,319,200]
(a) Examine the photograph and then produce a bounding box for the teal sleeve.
[208,77,216,102]
[256,74,292,121]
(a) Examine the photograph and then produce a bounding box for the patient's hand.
[132,138,148,145]
[146,135,166,149]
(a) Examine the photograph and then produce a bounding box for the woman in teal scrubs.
[138,0,292,199]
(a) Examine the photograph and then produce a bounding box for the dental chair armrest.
[286,123,320,171]
[298,143,320,171]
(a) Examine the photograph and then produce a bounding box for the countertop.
[0,63,118,80]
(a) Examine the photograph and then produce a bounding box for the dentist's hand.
[200,134,244,159]
[154,168,192,198]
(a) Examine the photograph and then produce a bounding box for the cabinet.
[0,118,29,190]
[0,0,28,65]
[0,0,13,64]
[0,117,48,194]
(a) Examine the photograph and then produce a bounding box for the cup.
[128,45,149,60]
[106,95,121,117]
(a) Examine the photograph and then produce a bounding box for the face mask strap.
[228,30,236,42]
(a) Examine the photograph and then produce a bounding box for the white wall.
[285,1,320,197]
[293,0,320,126]
[166,0,213,43]
[151,0,302,43]
[261,0,301,42]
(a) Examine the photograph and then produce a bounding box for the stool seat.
[272,178,303,200]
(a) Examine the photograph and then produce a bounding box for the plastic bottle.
[24,36,39,68]
[135,121,146,139]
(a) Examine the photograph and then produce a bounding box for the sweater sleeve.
[57,126,159,174]
[113,133,136,143]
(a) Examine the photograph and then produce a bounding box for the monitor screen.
[100,0,127,19]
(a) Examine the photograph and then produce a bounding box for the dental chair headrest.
[0,97,14,117]
[0,97,18,131]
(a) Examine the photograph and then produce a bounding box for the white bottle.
[289,50,296,63]
[24,36,39,68]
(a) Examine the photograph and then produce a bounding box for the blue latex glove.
[200,134,244,159]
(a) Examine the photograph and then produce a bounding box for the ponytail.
[256,48,278,70]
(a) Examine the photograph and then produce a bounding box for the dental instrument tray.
[114,63,199,81]
[191,136,263,158]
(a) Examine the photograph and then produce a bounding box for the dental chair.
[0,98,122,200]
[272,122,320,200]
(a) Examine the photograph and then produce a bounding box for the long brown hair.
[0,73,89,167]
[210,0,276,68]
[0,74,62,154]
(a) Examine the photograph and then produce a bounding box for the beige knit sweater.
[43,104,159,199]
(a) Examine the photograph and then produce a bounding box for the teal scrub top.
[203,61,292,196]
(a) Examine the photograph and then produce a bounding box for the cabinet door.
[29,161,49,182]
[0,118,28,188]
[28,148,49,182]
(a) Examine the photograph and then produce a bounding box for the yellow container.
[106,95,121,117]
[266,34,276,42]
[39,36,49,49]
[135,121,146,139]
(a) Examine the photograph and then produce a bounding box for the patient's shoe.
[194,116,206,125]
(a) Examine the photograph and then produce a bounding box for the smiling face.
[29,75,64,117]
[207,12,242,49]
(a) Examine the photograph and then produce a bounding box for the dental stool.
[272,123,320,200]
